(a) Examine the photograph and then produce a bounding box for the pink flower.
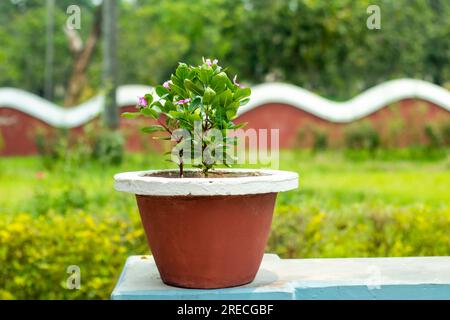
[163,80,172,89]
[175,98,191,105]
[203,57,218,67]
[138,96,148,106]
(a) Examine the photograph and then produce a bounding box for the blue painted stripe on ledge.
[294,284,450,300]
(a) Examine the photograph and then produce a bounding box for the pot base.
[161,277,254,290]
[136,193,277,289]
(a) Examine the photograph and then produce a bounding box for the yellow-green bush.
[2,203,450,299]
[269,204,450,258]
[0,210,147,299]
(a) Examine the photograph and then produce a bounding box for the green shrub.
[35,126,124,168]
[29,184,88,216]
[268,204,450,258]
[35,128,69,163]
[439,122,450,146]
[423,121,450,151]
[1,203,450,299]
[312,129,328,152]
[424,124,443,148]
[90,129,125,166]
[0,132,4,151]
[344,121,380,151]
[0,210,147,299]
[35,128,90,169]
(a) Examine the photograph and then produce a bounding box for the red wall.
[0,99,449,156]
[237,99,450,149]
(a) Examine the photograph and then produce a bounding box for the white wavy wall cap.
[239,79,450,123]
[0,85,152,128]
[0,79,449,128]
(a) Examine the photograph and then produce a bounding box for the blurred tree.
[224,0,449,99]
[0,0,97,102]
[117,0,235,85]
[0,0,448,103]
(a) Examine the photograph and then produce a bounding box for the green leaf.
[168,111,186,120]
[188,113,202,121]
[184,79,204,96]
[189,96,202,111]
[228,101,240,109]
[203,87,216,105]
[170,74,184,87]
[153,136,172,141]
[121,112,141,119]
[141,108,158,118]
[175,63,189,79]
[140,125,165,134]
[217,89,233,108]
[197,65,211,85]
[226,106,238,120]
[151,101,163,113]
[170,82,188,98]
[162,101,175,113]
[222,120,229,129]
[225,75,235,90]
[155,85,169,98]
[210,72,228,93]
[231,122,247,129]
[233,87,251,101]
[144,93,154,104]
[186,69,196,79]
[239,97,250,106]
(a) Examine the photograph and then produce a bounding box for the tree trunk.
[44,0,55,101]
[64,7,102,107]
[102,0,119,129]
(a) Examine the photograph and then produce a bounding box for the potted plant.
[115,58,298,289]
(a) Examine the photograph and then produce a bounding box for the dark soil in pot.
[143,171,265,178]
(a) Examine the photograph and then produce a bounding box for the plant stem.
[179,148,183,178]
[157,118,172,135]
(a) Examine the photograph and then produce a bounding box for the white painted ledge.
[0,79,449,128]
[111,254,450,300]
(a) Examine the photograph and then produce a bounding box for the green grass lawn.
[1,150,449,212]
[281,151,450,207]
[0,150,449,299]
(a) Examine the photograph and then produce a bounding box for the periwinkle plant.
[122,58,251,177]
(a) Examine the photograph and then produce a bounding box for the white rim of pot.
[114,168,298,196]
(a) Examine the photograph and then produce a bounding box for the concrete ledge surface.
[111,254,450,300]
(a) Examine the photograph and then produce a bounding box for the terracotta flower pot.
[114,169,298,289]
